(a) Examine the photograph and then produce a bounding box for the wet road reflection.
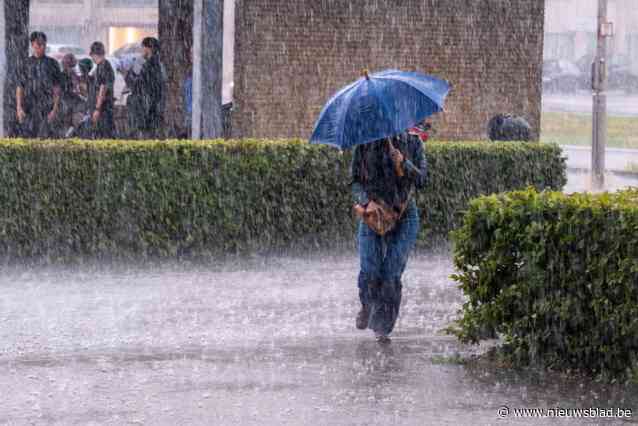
[1,252,636,425]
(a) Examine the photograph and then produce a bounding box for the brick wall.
[233,0,545,141]
[159,0,193,138]
[3,0,29,136]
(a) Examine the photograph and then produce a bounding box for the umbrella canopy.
[309,69,450,150]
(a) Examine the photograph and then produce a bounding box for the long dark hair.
[142,37,161,56]
[359,136,405,183]
[358,136,410,210]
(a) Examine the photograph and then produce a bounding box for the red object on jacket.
[408,127,429,142]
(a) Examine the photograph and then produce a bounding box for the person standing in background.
[124,37,163,139]
[15,31,62,138]
[87,41,115,139]
[59,53,81,136]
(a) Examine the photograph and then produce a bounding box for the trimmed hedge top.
[0,138,566,264]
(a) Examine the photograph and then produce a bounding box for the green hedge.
[0,139,565,264]
[450,187,638,381]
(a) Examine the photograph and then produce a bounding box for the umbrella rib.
[374,76,449,108]
[370,77,444,139]
[370,79,395,141]
[335,82,365,149]
[310,79,361,146]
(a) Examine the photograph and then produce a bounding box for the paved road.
[543,91,638,174]
[564,168,638,193]
[561,144,638,175]
[543,91,638,117]
[1,249,636,425]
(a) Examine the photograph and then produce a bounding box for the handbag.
[356,198,408,236]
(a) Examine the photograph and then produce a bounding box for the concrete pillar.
[222,0,234,103]
[592,0,609,191]
[192,0,223,139]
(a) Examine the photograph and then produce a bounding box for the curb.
[568,167,638,179]
[561,145,638,155]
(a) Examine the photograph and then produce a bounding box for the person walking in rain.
[309,69,448,343]
[124,37,163,139]
[15,31,62,138]
[58,53,82,136]
[77,58,93,100]
[64,58,94,138]
[351,128,428,343]
[86,42,115,139]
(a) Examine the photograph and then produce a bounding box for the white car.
[44,44,86,61]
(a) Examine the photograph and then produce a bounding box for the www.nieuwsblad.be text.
[497,405,633,419]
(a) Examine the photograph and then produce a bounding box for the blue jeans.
[357,200,420,335]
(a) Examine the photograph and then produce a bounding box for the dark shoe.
[375,332,391,344]
[356,304,369,330]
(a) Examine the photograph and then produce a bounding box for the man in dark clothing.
[16,31,62,138]
[124,37,163,139]
[86,42,115,139]
[77,58,93,100]
[59,53,82,135]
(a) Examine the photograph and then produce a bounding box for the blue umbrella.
[309,69,450,150]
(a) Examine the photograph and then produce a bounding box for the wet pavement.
[561,145,638,173]
[1,172,638,425]
[1,247,638,425]
[564,168,638,194]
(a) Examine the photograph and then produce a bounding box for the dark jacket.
[351,132,428,212]
[60,69,78,100]
[18,55,62,113]
[87,60,115,114]
[125,54,163,131]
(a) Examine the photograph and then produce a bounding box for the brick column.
[0,0,5,137]
[159,0,193,138]
[3,0,29,137]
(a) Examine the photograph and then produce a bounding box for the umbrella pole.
[386,138,405,177]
